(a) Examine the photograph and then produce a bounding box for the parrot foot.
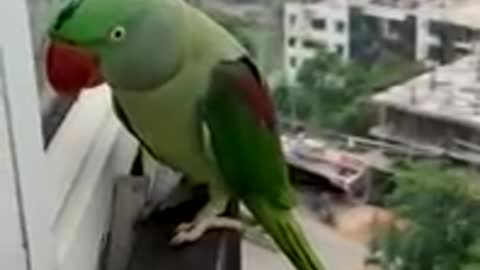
[170,216,246,245]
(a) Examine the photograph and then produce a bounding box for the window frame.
[335,20,345,33]
[0,1,54,269]
[311,18,327,31]
[1,2,139,270]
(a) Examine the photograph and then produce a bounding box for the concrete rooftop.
[417,0,480,29]
[372,55,480,130]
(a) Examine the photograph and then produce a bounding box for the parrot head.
[47,0,187,96]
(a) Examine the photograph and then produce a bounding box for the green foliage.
[293,49,425,135]
[272,84,291,116]
[272,84,312,121]
[291,49,427,135]
[369,161,480,270]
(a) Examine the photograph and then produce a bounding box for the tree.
[368,160,480,270]
[294,49,374,134]
[272,84,312,122]
[293,49,426,135]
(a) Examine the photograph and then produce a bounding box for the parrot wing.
[202,56,294,209]
[202,57,325,270]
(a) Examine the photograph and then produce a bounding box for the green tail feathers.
[245,199,326,270]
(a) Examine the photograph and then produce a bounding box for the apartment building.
[370,54,480,164]
[284,0,480,84]
[284,0,350,83]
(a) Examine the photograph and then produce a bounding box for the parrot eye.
[109,26,126,42]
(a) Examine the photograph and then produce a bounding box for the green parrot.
[47,0,325,269]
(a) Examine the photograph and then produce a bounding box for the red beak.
[46,41,104,97]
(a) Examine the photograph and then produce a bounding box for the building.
[284,0,480,84]
[284,0,350,83]
[370,54,480,164]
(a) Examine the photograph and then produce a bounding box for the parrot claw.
[175,222,194,233]
[170,217,245,246]
[243,226,279,253]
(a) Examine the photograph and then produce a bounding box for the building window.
[302,39,326,50]
[428,45,442,62]
[335,21,345,33]
[387,20,402,33]
[384,19,403,40]
[458,27,475,43]
[455,47,471,58]
[311,18,326,30]
[290,14,297,25]
[290,57,298,68]
[429,21,443,37]
[336,44,344,55]
[288,37,297,47]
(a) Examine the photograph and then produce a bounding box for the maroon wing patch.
[229,57,277,131]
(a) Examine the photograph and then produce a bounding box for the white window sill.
[42,85,138,269]
[44,86,116,222]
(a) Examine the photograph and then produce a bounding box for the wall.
[0,48,29,270]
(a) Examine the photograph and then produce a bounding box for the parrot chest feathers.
[108,5,248,184]
[113,62,218,184]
